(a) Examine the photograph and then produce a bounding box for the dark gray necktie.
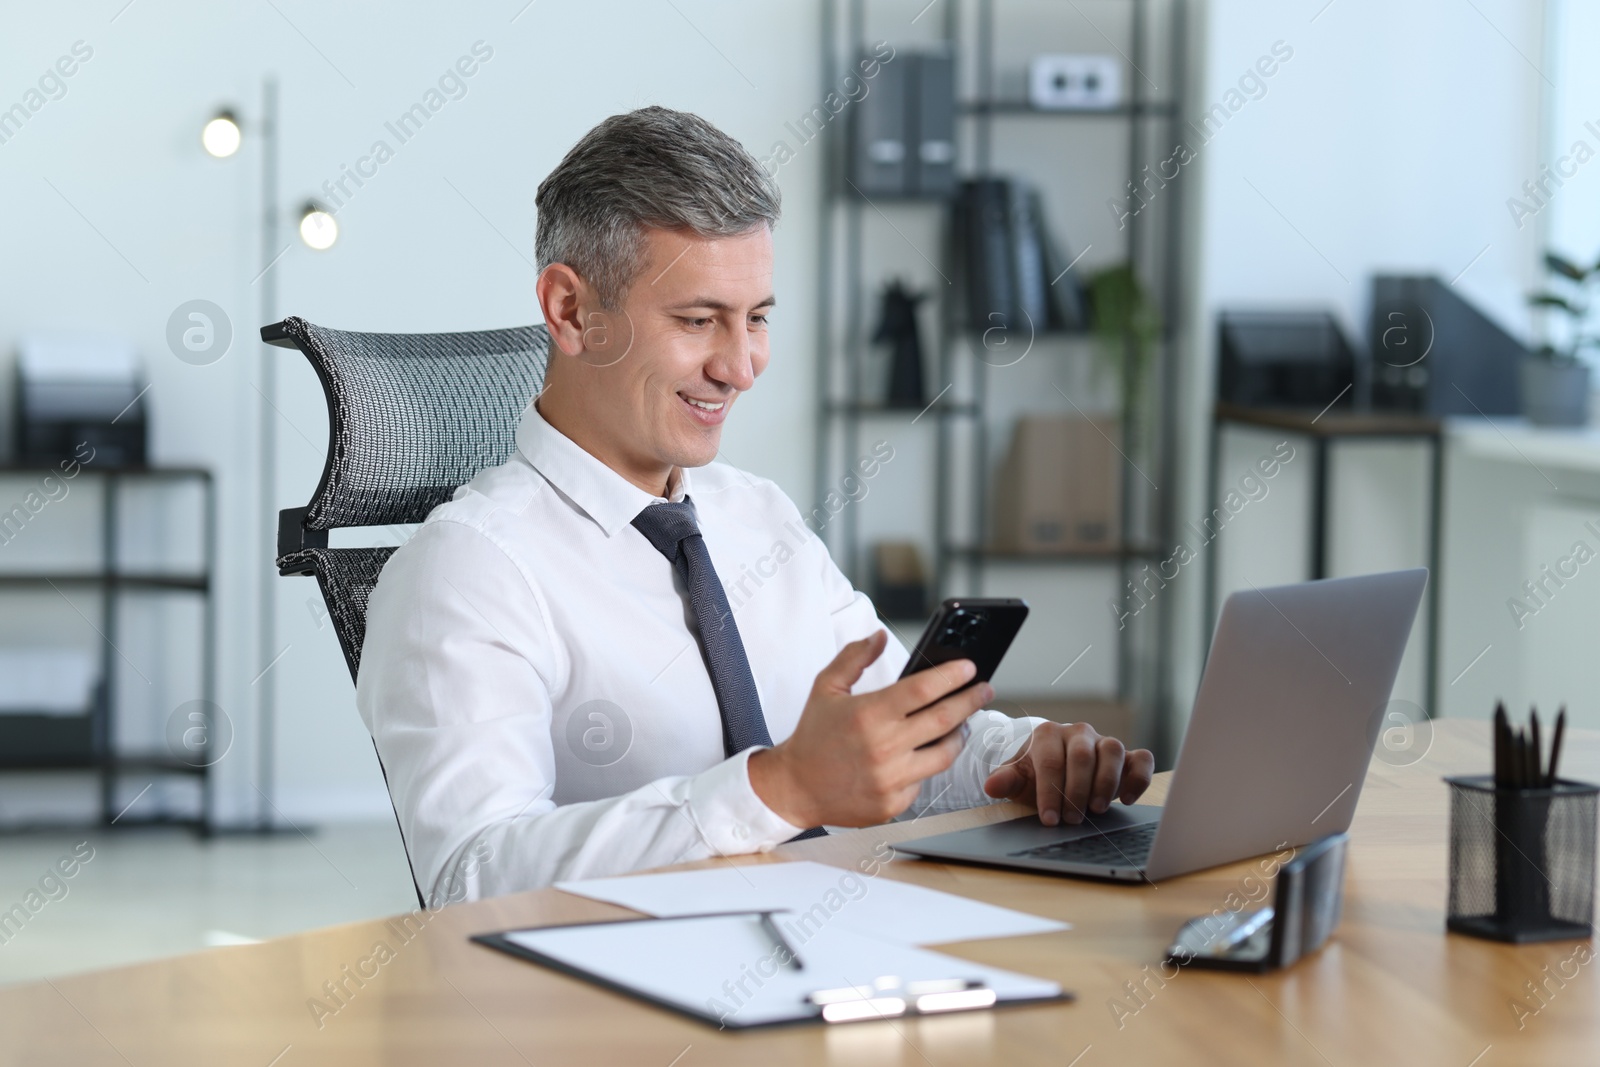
[632,498,825,840]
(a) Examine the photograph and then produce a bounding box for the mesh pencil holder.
[1445,774,1598,943]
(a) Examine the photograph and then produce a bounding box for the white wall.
[1175,0,1547,729]
[0,0,827,824]
[1546,0,1600,303]
[0,0,1561,825]
[1429,0,1600,736]
[1429,0,1600,740]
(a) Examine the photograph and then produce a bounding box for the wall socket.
[1028,54,1123,111]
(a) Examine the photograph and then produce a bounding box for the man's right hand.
[747,629,992,828]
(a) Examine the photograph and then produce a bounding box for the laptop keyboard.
[1009,821,1158,869]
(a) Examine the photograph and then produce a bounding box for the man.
[358,106,1154,904]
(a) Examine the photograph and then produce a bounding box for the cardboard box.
[869,541,928,621]
[992,414,1121,552]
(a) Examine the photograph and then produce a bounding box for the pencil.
[1548,708,1567,787]
[1494,702,1508,787]
[1513,726,1527,789]
[1523,713,1536,790]
[1523,726,1536,789]
[1493,703,1504,787]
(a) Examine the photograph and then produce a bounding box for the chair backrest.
[263,316,550,678]
[262,316,549,908]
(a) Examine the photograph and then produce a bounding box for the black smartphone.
[899,599,1028,749]
[899,597,1029,685]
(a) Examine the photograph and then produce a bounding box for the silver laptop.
[897,569,1427,882]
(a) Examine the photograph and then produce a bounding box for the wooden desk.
[3,719,1596,1065]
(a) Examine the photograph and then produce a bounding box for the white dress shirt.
[357,403,1040,903]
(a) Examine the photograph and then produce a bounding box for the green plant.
[1528,251,1600,363]
[1086,263,1161,446]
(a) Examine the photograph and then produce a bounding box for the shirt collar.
[515,401,693,537]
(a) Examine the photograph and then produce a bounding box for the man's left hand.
[982,722,1155,826]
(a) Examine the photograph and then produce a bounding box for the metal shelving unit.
[0,465,217,833]
[815,0,1187,748]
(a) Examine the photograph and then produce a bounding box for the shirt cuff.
[686,747,805,854]
[996,715,1048,766]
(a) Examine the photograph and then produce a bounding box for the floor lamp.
[201,79,338,830]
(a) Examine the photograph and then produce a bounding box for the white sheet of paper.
[504,912,1062,1028]
[556,860,1067,947]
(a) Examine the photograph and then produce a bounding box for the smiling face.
[536,224,774,496]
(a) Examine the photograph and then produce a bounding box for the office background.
[0,0,1594,983]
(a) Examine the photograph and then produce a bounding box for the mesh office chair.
[261,315,550,905]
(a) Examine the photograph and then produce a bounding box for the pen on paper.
[758,911,803,971]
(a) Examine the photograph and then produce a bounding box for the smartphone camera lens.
[941,609,987,649]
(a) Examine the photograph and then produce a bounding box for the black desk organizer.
[1445,775,1598,943]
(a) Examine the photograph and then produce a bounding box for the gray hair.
[535,106,781,309]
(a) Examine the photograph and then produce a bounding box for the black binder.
[954,179,1085,335]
